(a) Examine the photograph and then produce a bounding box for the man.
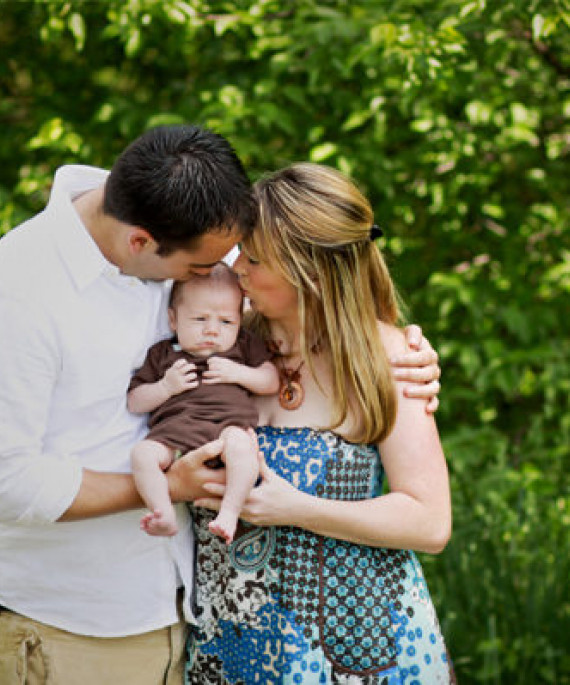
[0,124,439,684]
[0,124,257,684]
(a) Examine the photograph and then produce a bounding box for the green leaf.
[341,110,372,132]
[532,14,545,42]
[309,143,338,162]
[125,29,141,57]
[68,12,86,51]
[28,118,65,149]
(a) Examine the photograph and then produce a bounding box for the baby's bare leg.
[208,427,258,544]
[131,439,178,536]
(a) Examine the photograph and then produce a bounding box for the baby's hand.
[202,356,242,385]
[161,359,198,396]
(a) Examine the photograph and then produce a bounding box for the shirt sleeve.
[0,296,83,524]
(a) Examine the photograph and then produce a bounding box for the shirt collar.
[47,165,115,291]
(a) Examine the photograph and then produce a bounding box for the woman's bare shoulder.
[376,320,407,358]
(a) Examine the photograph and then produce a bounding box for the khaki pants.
[0,608,187,685]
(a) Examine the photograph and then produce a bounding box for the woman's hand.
[195,454,308,528]
[392,324,441,413]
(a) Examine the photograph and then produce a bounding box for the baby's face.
[168,282,242,358]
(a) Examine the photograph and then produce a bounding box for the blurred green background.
[1,1,569,682]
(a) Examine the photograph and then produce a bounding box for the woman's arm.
[198,409,450,553]
[293,323,451,552]
[197,326,451,554]
[287,395,450,552]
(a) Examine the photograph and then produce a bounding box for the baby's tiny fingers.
[202,376,221,385]
[178,360,195,371]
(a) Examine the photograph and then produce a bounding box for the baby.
[128,263,279,543]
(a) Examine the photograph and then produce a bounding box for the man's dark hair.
[103,124,257,254]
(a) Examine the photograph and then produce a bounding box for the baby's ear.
[167,307,177,332]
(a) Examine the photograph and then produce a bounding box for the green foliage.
[1,1,569,681]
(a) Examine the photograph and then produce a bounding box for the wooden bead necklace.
[276,356,305,410]
[268,339,320,411]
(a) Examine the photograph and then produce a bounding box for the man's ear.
[127,228,155,255]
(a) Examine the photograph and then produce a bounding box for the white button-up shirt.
[0,165,195,636]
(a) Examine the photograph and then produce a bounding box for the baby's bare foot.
[141,509,178,537]
[209,511,238,545]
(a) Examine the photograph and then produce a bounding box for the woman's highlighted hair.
[247,163,405,444]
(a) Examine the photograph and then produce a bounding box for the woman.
[187,163,454,683]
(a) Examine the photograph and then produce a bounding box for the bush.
[1,2,569,681]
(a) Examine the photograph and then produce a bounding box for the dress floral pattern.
[186,426,455,684]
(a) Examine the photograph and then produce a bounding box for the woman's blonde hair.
[246,162,405,444]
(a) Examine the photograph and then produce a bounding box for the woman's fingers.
[194,497,221,511]
[201,482,225,496]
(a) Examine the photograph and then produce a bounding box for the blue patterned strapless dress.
[186,426,455,684]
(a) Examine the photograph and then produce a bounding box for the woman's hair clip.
[370,223,384,240]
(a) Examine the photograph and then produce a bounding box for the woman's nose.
[232,251,245,275]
